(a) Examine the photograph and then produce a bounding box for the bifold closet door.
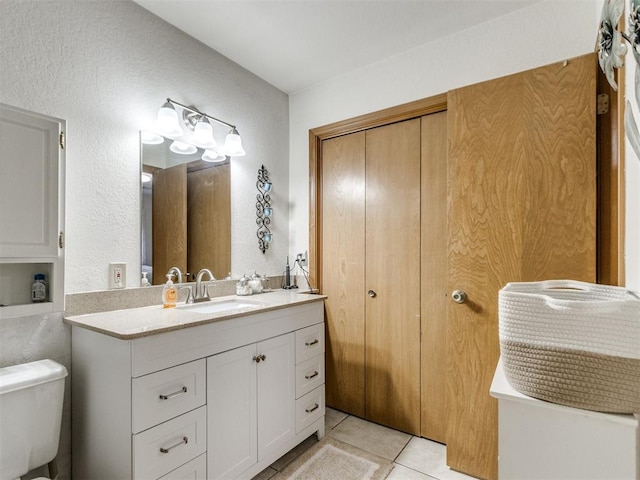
[322,131,366,417]
[365,118,421,435]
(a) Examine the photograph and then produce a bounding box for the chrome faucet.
[166,266,183,284]
[194,269,216,302]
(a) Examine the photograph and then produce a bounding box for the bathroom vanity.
[65,290,326,480]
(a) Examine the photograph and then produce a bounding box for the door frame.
[308,93,448,290]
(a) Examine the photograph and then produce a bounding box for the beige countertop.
[63,289,326,340]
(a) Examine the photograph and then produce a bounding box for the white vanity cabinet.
[69,296,325,480]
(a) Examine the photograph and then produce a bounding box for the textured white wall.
[288,1,603,275]
[0,0,289,293]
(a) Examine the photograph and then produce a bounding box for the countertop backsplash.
[65,275,287,317]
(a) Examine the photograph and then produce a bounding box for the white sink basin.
[181,298,265,315]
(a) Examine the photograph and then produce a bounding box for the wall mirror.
[141,133,230,285]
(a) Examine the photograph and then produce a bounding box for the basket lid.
[0,359,68,395]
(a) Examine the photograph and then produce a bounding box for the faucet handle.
[180,286,194,304]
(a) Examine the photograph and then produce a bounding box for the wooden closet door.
[153,163,187,285]
[420,111,448,442]
[188,163,231,281]
[365,118,421,435]
[446,53,596,480]
[321,132,366,416]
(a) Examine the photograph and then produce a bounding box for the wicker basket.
[498,280,640,414]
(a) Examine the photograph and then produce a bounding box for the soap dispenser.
[162,273,178,308]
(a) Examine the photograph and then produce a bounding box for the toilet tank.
[0,359,68,480]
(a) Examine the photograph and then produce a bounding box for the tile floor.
[253,407,478,480]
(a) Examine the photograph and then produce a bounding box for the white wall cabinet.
[71,300,325,480]
[0,103,65,318]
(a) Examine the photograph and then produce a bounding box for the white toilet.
[0,359,68,480]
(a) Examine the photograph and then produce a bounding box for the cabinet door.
[207,344,257,480]
[446,53,596,480]
[257,333,295,460]
[0,104,62,258]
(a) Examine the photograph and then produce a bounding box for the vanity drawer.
[157,453,207,480]
[295,323,324,364]
[295,355,325,399]
[133,406,206,480]
[132,359,206,434]
[295,385,325,434]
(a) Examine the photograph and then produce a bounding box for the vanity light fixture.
[157,98,246,157]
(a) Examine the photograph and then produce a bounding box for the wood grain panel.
[446,54,596,480]
[153,163,187,285]
[188,164,231,282]
[321,132,366,416]
[420,111,448,443]
[365,119,421,435]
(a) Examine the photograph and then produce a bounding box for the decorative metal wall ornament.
[256,165,273,254]
[597,0,640,161]
[597,0,627,91]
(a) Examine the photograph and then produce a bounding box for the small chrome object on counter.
[236,274,252,296]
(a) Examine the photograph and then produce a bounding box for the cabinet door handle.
[305,371,319,380]
[305,403,319,413]
[305,339,319,346]
[159,386,187,400]
[253,355,261,363]
[259,354,266,362]
[160,436,188,454]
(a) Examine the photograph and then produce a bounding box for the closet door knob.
[368,290,377,298]
[451,290,467,304]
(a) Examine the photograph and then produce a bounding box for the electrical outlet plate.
[109,262,126,289]
[297,251,308,267]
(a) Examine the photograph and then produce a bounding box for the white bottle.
[141,272,150,287]
[31,273,47,303]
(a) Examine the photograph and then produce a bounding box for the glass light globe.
[202,149,226,163]
[191,118,217,149]
[156,102,183,138]
[222,128,246,156]
[169,140,197,155]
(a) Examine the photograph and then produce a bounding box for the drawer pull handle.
[305,371,319,380]
[160,436,188,454]
[253,354,267,363]
[305,403,319,413]
[305,339,319,346]
[159,386,187,400]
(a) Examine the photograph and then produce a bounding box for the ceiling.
[134,0,540,94]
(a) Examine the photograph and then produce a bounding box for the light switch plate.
[109,262,126,289]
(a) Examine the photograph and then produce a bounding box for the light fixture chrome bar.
[166,98,236,129]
